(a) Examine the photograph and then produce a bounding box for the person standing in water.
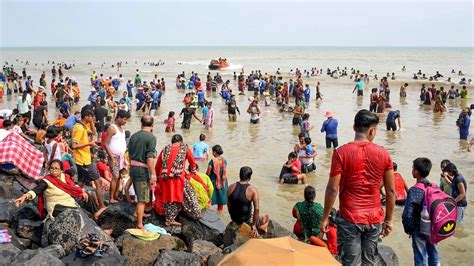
[247,99,261,124]
[386,110,401,131]
[207,145,228,211]
[320,111,338,149]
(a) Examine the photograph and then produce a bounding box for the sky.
[0,0,472,47]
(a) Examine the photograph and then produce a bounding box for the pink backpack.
[414,182,458,244]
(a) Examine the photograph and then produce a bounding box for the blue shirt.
[306,144,314,155]
[320,118,338,139]
[112,79,119,89]
[451,174,467,207]
[197,91,205,103]
[192,141,209,159]
[357,80,364,91]
[151,90,160,103]
[65,115,80,130]
[202,106,208,118]
[387,110,400,122]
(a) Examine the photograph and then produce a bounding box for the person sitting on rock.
[185,164,214,210]
[292,186,325,246]
[227,166,270,237]
[15,159,106,220]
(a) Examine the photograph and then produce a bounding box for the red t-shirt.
[96,161,110,179]
[394,172,407,201]
[330,141,393,224]
[290,160,301,175]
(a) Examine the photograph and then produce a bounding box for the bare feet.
[93,207,107,220]
[109,199,119,204]
[134,212,151,218]
[165,221,182,226]
[258,215,270,233]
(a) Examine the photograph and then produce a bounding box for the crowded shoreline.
[0,51,473,265]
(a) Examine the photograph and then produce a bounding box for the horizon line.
[1,45,473,49]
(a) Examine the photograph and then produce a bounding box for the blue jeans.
[412,233,440,266]
[457,206,465,222]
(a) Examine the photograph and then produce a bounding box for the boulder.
[376,245,399,266]
[191,240,221,264]
[207,252,226,266]
[0,175,24,200]
[97,202,137,238]
[0,199,16,224]
[179,209,225,247]
[0,243,20,265]
[42,244,66,259]
[260,220,297,239]
[154,250,200,266]
[223,222,252,248]
[46,208,119,256]
[7,227,32,250]
[61,251,131,266]
[10,248,64,266]
[118,232,186,266]
[16,219,43,244]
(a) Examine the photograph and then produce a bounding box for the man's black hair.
[239,166,253,181]
[354,109,379,133]
[413,157,432,178]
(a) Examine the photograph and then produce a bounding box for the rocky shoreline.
[0,173,399,265]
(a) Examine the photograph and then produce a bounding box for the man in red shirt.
[320,109,395,265]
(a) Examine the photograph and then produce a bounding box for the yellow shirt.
[72,122,91,165]
[27,173,78,219]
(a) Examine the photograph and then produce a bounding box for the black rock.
[16,219,43,244]
[260,220,297,239]
[7,227,32,250]
[208,252,226,266]
[376,245,399,266]
[0,243,20,265]
[42,244,66,259]
[97,202,136,238]
[154,250,200,266]
[10,248,64,266]
[47,208,118,255]
[0,199,16,224]
[191,240,221,264]
[0,174,25,200]
[178,209,225,247]
[61,250,131,266]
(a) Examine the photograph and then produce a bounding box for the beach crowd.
[0,61,471,265]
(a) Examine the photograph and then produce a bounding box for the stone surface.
[376,245,399,266]
[0,175,24,200]
[207,252,226,266]
[223,222,250,248]
[0,243,21,265]
[46,208,118,255]
[8,227,32,250]
[61,251,131,266]
[16,219,43,244]
[154,250,200,266]
[42,244,66,259]
[97,202,137,238]
[10,248,64,266]
[179,209,225,247]
[191,240,221,264]
[260,220,297,239]
[118,232,186,266]
[0,199,16,224]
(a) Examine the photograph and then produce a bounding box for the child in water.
[264,88,271,106]
[164,111,175,133]
[206,145,228,211]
